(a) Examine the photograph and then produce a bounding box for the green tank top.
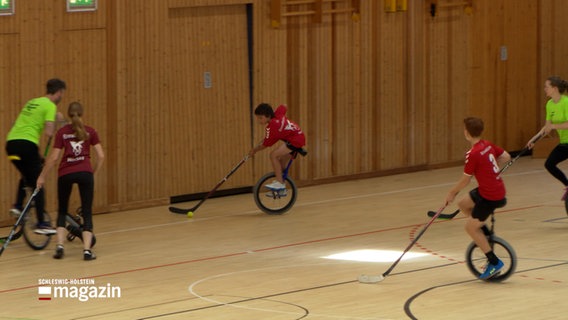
[6,97,56,145]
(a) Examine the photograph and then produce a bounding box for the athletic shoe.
[265,189,287,198]
[265,180,286,190]
[84,250,96,261]
[9,206,22,218]
[53,245,64,259]
[562,187,568,201]
[34,222,57,235]
[479,259,504,280]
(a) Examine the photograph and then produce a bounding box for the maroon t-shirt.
[53,124,100,177]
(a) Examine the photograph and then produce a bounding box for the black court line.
[404,260,568,319]
[93,262,464,319]
[137,282,354,319]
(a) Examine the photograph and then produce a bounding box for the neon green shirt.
[6,97,56,145]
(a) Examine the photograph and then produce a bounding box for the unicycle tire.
[22,211,52,250]
[253,172,297,215]
[65,213,96,248]
[465,235,517,282]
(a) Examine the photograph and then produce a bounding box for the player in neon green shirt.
[5,78,66,234]
[528,76,568,207]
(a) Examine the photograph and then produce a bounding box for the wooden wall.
[1,0,567,225]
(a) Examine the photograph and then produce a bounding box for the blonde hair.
[68,102,89,141]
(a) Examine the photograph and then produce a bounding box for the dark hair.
[254,103,274,118]
[464,117,484,138]
[68,101,89,141]
[547,76,568,94]
[46,78,66,94]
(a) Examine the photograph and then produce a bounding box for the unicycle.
[65,207,96,248]
[253,148,307,215]
[465,213,516,282]
[0,188,52,256]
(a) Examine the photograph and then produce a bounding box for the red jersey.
[463,140,506,200]
[262,105,305,148]
[53,124,101,177]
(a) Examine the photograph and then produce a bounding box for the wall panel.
[0,0,563,225]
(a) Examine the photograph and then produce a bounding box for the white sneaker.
[265,189,287,197]
[265,180,286,190]
[9,208,22,218]
[34,222,57,235]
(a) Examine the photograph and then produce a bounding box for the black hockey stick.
[0,188,40,257]
[427,209,460,220]
[169,155,249,216]
[358,203,449,283]
[499,131,544,174]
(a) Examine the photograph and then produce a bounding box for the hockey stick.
[169,155,250,216]
[0,188,40,257]
[499,131,544,175]
[427,132,546,221]
[427,209,459,220]
[44,137,52,158]
[358,203,449,284]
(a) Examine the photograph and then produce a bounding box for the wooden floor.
[1,157,568,320]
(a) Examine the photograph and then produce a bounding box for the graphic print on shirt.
[283,119,299,132]
[71,140,84,156]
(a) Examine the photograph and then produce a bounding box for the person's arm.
[527,121,550,149]
[92,144,105,174]
[249,141,267,157]
[446,174,472,204]
[497,150,511,166]
[43,121,55,139]
[36,148,62,189]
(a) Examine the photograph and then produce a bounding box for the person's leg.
[6,141,33,216]
[14,178,25,209]
[544,145,568,186]
[54,175,73,259]
[9,141,48,225]
[468,193,506,279]
[269,143,292,184]
[76,172,95,256]
[458,194,493,252]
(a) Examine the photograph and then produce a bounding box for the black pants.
[544,144,568,186]
[57,172,95,232]
[5,139,47,223]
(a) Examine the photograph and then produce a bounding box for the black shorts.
[285,141,306,155]
[469,188,506,221]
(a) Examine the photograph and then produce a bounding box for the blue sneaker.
[479,259,504,280]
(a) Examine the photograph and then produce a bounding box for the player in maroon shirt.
[446,117,511,280]
[249,103,306,190]
[37,102,105,261]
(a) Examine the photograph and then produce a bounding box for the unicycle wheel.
[253,172,298,215]
[22,211,52,250]
[465,235,517,282]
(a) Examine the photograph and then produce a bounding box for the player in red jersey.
[446,117,511,280]
[249,103,306,190]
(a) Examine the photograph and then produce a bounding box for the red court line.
[0,204,543,295]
